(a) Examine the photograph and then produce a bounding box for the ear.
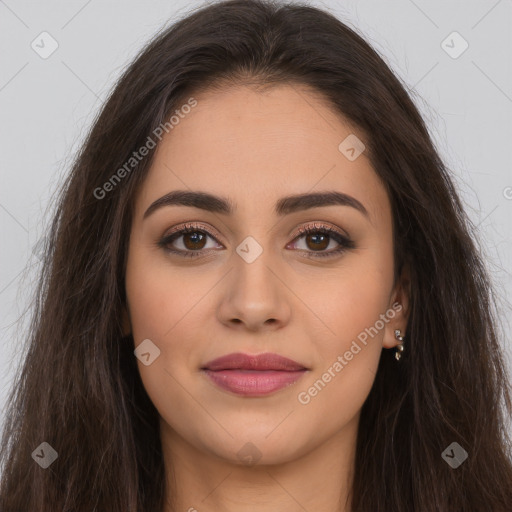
[382,263,410,349]
[121,304,132,337]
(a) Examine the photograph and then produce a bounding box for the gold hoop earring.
[394,329,405,361]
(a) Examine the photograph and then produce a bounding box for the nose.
[216,249,292,332]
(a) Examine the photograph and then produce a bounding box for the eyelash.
[157,221,355,259]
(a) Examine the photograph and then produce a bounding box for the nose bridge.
[232,234,279,301]
[217,233,291,329]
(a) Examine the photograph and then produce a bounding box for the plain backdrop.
[1,0,511,432]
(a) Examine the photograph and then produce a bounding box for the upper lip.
[202,352,308,371]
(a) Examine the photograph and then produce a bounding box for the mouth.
[200,352,309,397]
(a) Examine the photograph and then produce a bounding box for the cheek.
[294,248,394,411]
[125,243,217,381]
[304,251,394,354]
[125,244,203,342]
[124,249,203,423]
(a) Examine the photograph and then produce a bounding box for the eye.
[157,222,223,258]
[287,222,355,259]
[157,221,355,259]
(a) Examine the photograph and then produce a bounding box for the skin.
[124,83,410,512]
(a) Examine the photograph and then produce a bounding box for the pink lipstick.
[201,352,308,397]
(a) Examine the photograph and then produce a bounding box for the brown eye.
[181,231,207,250]
[304,232,329,251]
[158,222,354,260]
[158,224,223,258]
[288,223,355,259]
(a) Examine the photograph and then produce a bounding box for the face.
[124,83,408,466]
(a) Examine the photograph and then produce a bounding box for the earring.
[394,329,405,361]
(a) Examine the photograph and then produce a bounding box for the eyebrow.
[143,190,369,219]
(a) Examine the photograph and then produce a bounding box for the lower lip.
[202,369,307,396]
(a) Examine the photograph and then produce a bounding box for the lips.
[201,352,309,396]
[202,352,307,372]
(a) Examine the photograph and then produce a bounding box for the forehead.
[135,84,389,222]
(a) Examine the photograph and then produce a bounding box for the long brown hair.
[1,1,511,510]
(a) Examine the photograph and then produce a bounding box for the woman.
[1,0,511,510]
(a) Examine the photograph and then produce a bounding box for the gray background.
[1,0,511,430]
